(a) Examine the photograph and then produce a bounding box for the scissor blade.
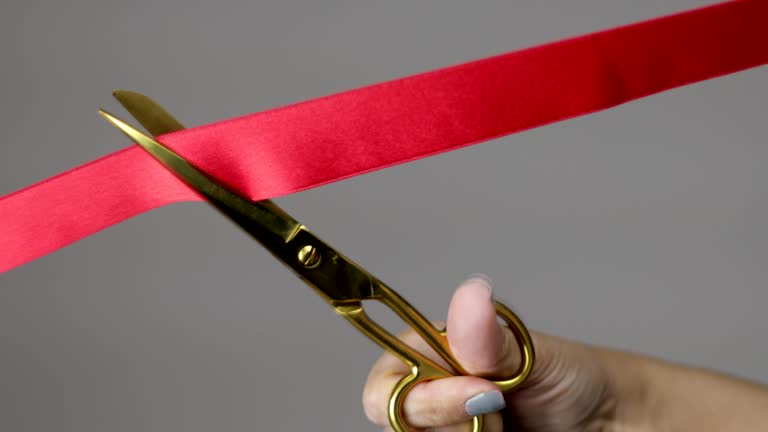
[112,90,186,136]
[100,106,379,305]
[98,109,302,243]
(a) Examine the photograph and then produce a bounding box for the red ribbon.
[2,0,766,273]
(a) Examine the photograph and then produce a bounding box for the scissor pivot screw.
[298,245,321,268]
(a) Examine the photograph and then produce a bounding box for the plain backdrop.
[1,0,766,431]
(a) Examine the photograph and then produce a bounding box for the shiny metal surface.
[101,91,535,431]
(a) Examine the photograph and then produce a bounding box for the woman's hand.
[362,275,635,431]
[362,275,768,431]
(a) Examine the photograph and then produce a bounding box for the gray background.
[1,0,766,430]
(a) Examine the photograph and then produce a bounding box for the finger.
[369,321,454,378]
[447,276,522,378]
[400,376,506,428]
[363,322,508,428]
[367,374,505,429]
[380,412,503,432]
[365,355,505,429]
[364,323,454,426]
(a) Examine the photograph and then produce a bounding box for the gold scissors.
[100,90,535,432]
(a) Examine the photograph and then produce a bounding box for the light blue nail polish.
[465,391,506,416]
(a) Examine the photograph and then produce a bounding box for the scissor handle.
[388,358,484,432]
[335,282,535,432]
[487,300,536,391]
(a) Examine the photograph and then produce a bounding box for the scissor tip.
[97,109,150,147]
[112,89,136,98]
[97,109,124,129]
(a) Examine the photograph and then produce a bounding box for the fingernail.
[465,391,506,416]
[466,273,494,301]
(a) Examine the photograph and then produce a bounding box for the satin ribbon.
[2,0,766,273]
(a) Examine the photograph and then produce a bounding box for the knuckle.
[406,381,452,426]
[362,383,388,425]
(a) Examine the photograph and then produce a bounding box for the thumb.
[447,275,522,378]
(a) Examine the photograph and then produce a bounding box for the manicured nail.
[465,391,506,416]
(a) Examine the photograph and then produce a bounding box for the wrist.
[591,347,657,432]
[597,346,768,432]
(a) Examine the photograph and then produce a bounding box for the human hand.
[362,276,642,431]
